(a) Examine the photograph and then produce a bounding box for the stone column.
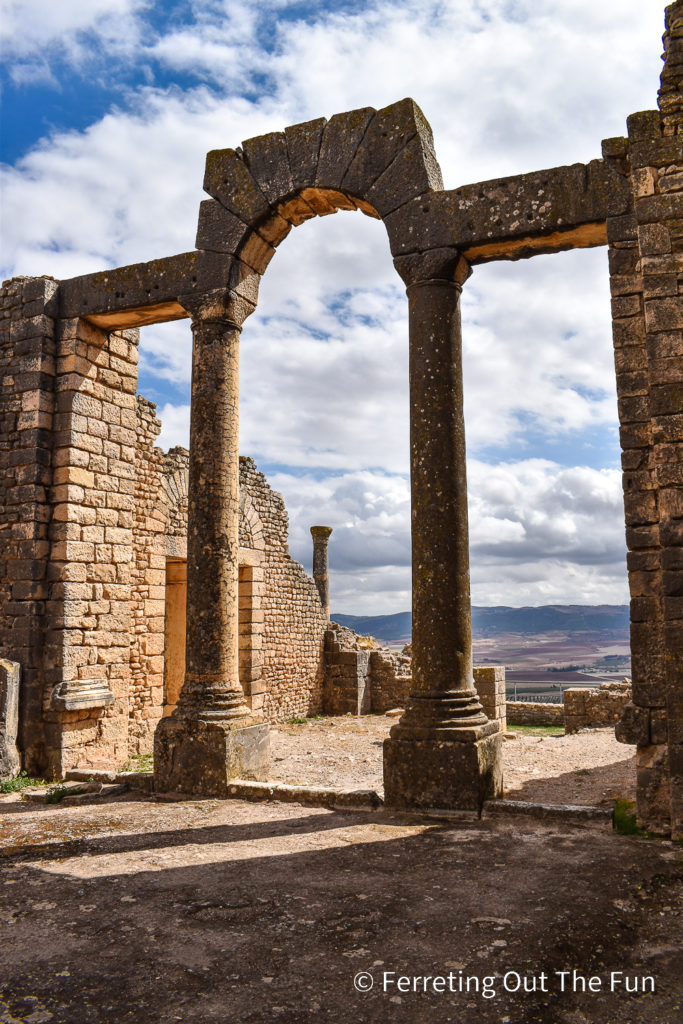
[384,257,502,810]
[154,292,269,796]
[310,525,333,618]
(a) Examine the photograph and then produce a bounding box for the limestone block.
[343,98,434,200]
[285,117,327,193]
[615,701,650,745]
[315,107,376,191]
[0,660,21,776]
[383,731,503,810]
[242,131,293,206]
[203,148,271,224]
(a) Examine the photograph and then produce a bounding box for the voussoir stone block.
[195,199,250,254]
[342,97,434,201]
[285,117,327,193]
[315,106,376,192]
[365,131,443,217]
[204,148,271,225]
[241,131,294,207]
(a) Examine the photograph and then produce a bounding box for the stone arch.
[159,462,189,530]
[193,97,444,296]
[239,488,265,554]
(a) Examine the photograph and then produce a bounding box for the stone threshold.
[64,769,613,827]
[483,798,614,826]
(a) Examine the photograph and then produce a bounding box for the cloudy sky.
[1,1,668,613]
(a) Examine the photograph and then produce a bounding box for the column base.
[383,730,503,811]
[154,714,269,797]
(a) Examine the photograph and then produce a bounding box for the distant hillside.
[331,605,630,644]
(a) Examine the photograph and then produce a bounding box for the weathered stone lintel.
[55,154,627,328]
[462,221,607,263]
[58,251,260,330]
[386,159,628,260]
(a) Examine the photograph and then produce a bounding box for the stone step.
[22,781,128,804]
[482,798,614,826]
[66,768,153,792]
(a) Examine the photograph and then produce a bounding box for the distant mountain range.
[331,605,630,644]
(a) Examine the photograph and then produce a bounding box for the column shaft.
[383,275,501,810]
[409,279,475,696]
[395,279,488,737]
[154,309,269,797]
[310,525,333,618]
[179,316,248,718]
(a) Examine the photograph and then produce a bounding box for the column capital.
[310,525,333,540]
[178,287,254,328]
[393,247,471,290]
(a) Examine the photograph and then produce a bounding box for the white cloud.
[2,0,658,609]
[259,458,627,614]
[1,0,150,64]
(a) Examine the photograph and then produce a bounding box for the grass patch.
[0,770,45,794]
[287,716,308,725]
[45,784,69,804]
[507,724,564,737]
[614,798,646,837]
[123,752,153,773]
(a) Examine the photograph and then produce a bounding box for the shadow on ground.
[0,796,681,1024]
[504,755,637,805]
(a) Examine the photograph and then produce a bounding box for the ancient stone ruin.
[1,4,681,833]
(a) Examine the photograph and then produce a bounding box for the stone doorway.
[163,559,187,716]
[163,556,264,716]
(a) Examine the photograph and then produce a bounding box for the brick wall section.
[241,458,329,722]
[41,319,139,775]
[565,681,633,734]
[0,276,57,771]
[129,397,169,753]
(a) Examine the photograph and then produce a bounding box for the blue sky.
[0,0,668,612]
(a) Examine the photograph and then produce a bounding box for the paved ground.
[0,793,680,1024]
[269,717,637,806]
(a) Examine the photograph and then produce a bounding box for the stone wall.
[322,627,506,727]
[0,275,139,775]
[506,702,565,727]
[369,647,412,712]
[609,1,683,835]
[242,458,329,722]
[565,680,633,734]
[129,397,171,753]
[0,277,56,771]
[473,666,507,733]
[129,428,329,748]
[323,625,412,715]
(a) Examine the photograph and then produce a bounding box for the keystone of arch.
[196,97,445,278]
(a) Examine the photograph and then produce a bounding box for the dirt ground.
[0,792,681,1024]
[269,716,637,807]
[0,722,672,1024]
